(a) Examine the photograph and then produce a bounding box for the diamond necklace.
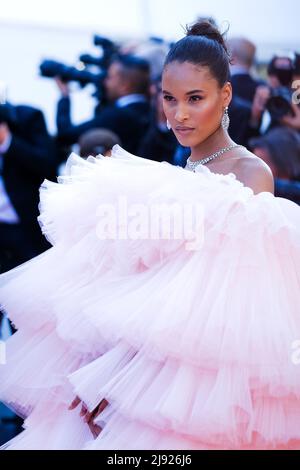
[185,144,242,172]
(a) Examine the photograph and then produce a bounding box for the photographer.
[56,55,151,154]
[0,101,57,273]
[253,54,300,134]
[227,37,265,104]
[250,127,300,204]
[280,55,300,130]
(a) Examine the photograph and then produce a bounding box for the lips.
[175,126,195,131]
[175,126,195,135]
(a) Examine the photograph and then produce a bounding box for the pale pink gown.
[0,146,300,450]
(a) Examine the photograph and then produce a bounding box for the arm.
[56,96,95,145]
[56,97,121,146]
[55,79,104,145]
[4,109,57,179]
[138,124,177,163]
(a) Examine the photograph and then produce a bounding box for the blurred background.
[1,0,299,131]
[1,0,300,446]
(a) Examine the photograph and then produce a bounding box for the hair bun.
[186,20,229,56]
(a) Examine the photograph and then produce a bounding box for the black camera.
[39,60,106,88]
[78,36,118,70]
[266,54,297,120]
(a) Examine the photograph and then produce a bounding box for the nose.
[174,104,189,122]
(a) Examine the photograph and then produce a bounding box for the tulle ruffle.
[69,341,300,450]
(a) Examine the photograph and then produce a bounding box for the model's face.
[162,61,232,147]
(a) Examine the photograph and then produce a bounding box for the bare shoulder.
[232,150,274,195]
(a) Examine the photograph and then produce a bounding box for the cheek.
[163,96,222,128]
[162,101,170,117]
[194,99,221,124]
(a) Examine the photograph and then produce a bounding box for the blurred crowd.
[0,23,300,279]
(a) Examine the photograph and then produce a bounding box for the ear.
[221,82,232,108]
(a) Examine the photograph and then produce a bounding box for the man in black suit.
[227,38,265,104]
[56,55,151,154]
[0,103,57,273]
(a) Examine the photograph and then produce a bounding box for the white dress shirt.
[115,94,147,108]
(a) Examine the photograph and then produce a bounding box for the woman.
[161,21,273,194]
[0,21,300,450]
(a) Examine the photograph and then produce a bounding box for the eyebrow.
[162,89,204,95]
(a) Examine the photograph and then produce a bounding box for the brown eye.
[189,95,203,102]
[163,95,174,102]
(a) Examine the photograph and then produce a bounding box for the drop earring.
[167,120,171,130]
[221,107,230,131]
